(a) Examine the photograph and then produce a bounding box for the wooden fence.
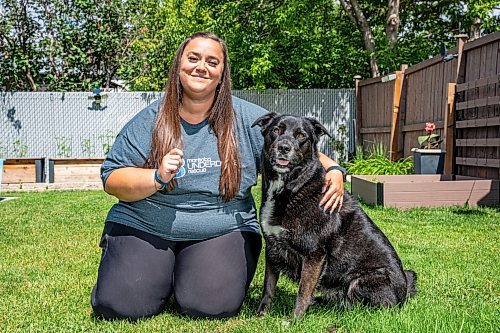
[356,31,499,179]
[455,33,500,179]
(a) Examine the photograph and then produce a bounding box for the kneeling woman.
[91,32,345,320]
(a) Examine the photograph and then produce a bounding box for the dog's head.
[252,112,331,174]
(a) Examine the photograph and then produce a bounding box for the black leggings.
[91,222,262,321]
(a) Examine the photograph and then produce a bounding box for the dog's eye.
[296,132,305,139]
[272,127,281,135]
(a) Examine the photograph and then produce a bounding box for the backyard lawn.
[0,186,498,333]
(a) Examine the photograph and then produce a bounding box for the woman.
[91,32,345,321]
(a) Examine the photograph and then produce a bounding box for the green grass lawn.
[0,187,499,333]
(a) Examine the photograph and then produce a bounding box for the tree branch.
[338,0,358,27]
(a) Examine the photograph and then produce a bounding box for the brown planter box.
[2,158,45,183]
[48,158,104,183]
[351,175,499,209]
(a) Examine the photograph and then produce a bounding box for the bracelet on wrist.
[325,165,346,182]
[154,169,170,190]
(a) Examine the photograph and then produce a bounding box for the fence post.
[444,83,456,175]
[389,65,407,161]
[354,75,362,152]
[455,34,468,84]
[443,34,467,174]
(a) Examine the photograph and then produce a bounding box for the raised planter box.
[1,158,45,183]
[351,175,499,209]
[48,158,104,183]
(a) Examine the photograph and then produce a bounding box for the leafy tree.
[1,0,498,90]
[0,0,42,90]
[338,0,500,78]
[206,0,370,89]
[116,0,213,91]
[1,0,140,91]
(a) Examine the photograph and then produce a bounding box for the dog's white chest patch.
[261,176,286,236]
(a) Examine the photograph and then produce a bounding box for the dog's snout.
[277,142,291,154]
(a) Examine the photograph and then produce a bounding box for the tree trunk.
[469,17,482,41]
[386,0,400,47]
[339,0,380,77]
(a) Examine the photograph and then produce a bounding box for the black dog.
[252,113,416,319]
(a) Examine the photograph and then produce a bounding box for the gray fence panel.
[0,92,162,159]
[1,90,354,163]
[234,89,355,161]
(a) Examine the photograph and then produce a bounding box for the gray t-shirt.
[101,96,267,241]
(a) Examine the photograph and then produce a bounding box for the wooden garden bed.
[2,158,45,183]
[350,174,499,209]
[48,158,104,183]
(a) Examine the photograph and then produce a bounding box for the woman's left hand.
[319,169,344,213]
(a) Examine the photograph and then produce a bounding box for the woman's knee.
[175,291,244,319]
[91,224,176,320]
[173,231,261,319]
[91,283,168,321]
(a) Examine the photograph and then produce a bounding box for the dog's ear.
[305,117,331,138]
[251,112,279,130]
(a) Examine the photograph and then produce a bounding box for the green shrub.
[347,143,414,175]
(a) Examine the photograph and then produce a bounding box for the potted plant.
[412,122,445,174]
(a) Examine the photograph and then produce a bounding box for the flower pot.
[412,148,445,174]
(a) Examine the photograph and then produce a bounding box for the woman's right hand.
[157,148,184,183]
[105,148,184,202]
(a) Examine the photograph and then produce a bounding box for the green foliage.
[328,124,348,166]
[0,0,141,91]
[1,0,498,90]
[116,0,213,91]
[208,0,369,89]
[55,136,72,158]
[0,141,7,158]
[347,143,414,175]
[81,138,96,157]
[11,139,28,157]
[98,130,115,155]
[0,139,28,158]
[341,0,500,76]
[418,133,442,149]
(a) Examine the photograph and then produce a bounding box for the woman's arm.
[318,152,344,212]
[105,148,184,202]
[104,167,158,202]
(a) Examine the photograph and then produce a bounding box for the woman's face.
[179,37,224,99]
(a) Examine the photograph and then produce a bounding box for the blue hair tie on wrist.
[154,169,170,187]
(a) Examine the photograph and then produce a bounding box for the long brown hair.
[146,32,241,201]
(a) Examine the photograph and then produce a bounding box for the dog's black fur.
[252,113,417,319]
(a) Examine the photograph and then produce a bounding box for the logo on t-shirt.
[174,159,187,179]
[174,157,221,178]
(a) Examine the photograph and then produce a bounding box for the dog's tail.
[404,270,417,298]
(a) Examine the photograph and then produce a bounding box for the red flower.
[418,122,441,149]
[425,122,436,133]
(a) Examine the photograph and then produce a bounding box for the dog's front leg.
[293,255,325,319]
[257,255,280,316]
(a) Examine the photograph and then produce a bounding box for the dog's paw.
[311,296,330,307]
[256,301,270,316]
[282,316,300,328]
